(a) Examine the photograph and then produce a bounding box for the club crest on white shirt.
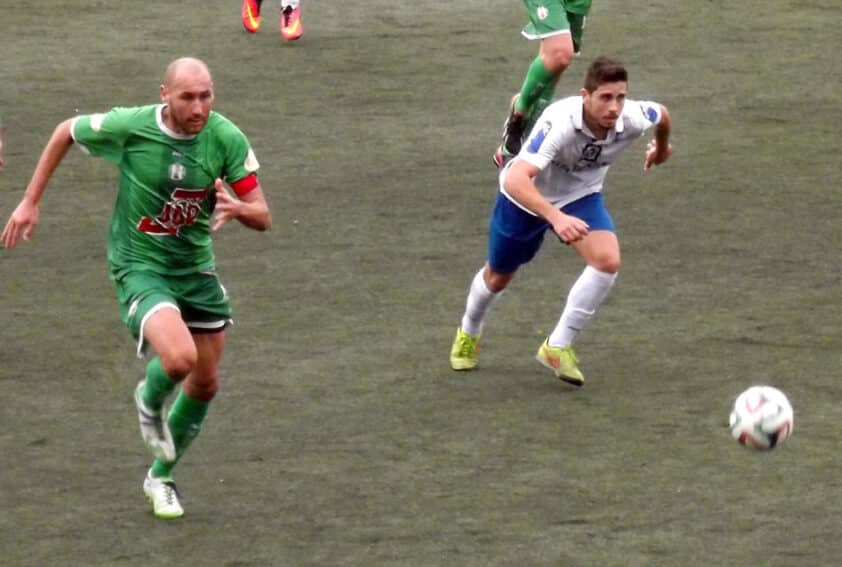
[581,144,602,162]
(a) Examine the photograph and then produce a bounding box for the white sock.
[548,266,617,347]
[460,268,501,337]
[281,0,299,9]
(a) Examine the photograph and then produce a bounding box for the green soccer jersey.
[72,105,259,277]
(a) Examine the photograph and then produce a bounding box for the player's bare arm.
[2,119,74,249]
[504,159,589,244]
[211,178,271,233]
[644,104,672,171]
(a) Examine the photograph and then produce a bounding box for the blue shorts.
[488,192,615,274]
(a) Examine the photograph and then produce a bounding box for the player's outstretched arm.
[644,105,672,171]
[2,119,74,249]
[211,178,272,233]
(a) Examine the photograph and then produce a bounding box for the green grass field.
[1,1,841,565]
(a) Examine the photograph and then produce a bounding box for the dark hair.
[583,57,628,92]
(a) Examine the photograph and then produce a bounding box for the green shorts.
[521,0,589,52]
[114,270,232,356]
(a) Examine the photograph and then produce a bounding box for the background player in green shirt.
[2,57,271,519]
[494,0,592,167]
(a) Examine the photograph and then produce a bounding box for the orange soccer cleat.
[280,6,303,41]
[242,0,262,33]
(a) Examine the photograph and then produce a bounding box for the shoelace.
[457,337,476,357]
[162,481,179,505]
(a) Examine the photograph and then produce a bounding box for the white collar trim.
[156,105,197,140]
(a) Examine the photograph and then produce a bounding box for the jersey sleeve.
[518,111,573,171]
[220,124,260,195]
[623,99,662,137]
[71,107,141,164]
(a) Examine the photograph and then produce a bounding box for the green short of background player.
[493,0,592,168]
[2,57,272,519]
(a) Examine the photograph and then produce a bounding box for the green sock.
[142,357,177,412]
[150,390,210,479]
[525,77,560,132]
[515,57,559,116]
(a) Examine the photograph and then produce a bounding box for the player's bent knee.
[541,39,575,73]
[159,347,199,380]
[484,267,515,293]
[544,52,574,74]
[591,257,621,274]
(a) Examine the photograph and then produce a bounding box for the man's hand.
[211,178,242,232]
[551,212,589,244]
[644,139,672,171]
[2,197,40,249]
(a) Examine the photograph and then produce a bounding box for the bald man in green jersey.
[2,57,272,519]
[494,0,592,168]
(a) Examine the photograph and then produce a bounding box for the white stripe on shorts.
[521,28,572,41]
[136,302,180,358]
[187,319,232,331]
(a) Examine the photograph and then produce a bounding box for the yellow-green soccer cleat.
[535,339,585,387]
[450,327,480,370]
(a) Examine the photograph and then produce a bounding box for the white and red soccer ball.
[729,386,794,450]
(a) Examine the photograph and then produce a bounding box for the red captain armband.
[229,174,259,197]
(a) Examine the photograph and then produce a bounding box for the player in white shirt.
[450,57,673,386]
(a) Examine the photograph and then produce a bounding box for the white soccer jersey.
[499,95,662,211]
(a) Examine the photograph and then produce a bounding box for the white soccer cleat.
[134,381,176,462]
[143,471,184,519]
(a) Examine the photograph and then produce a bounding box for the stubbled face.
[582,81,627,133]
[160,69,214,135]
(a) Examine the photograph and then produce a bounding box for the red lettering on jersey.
[137,187,208,236]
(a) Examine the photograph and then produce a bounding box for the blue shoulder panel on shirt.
[642,105,659,123]
[527,121,553,153]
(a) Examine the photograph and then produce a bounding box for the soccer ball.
[729,385,794,450]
